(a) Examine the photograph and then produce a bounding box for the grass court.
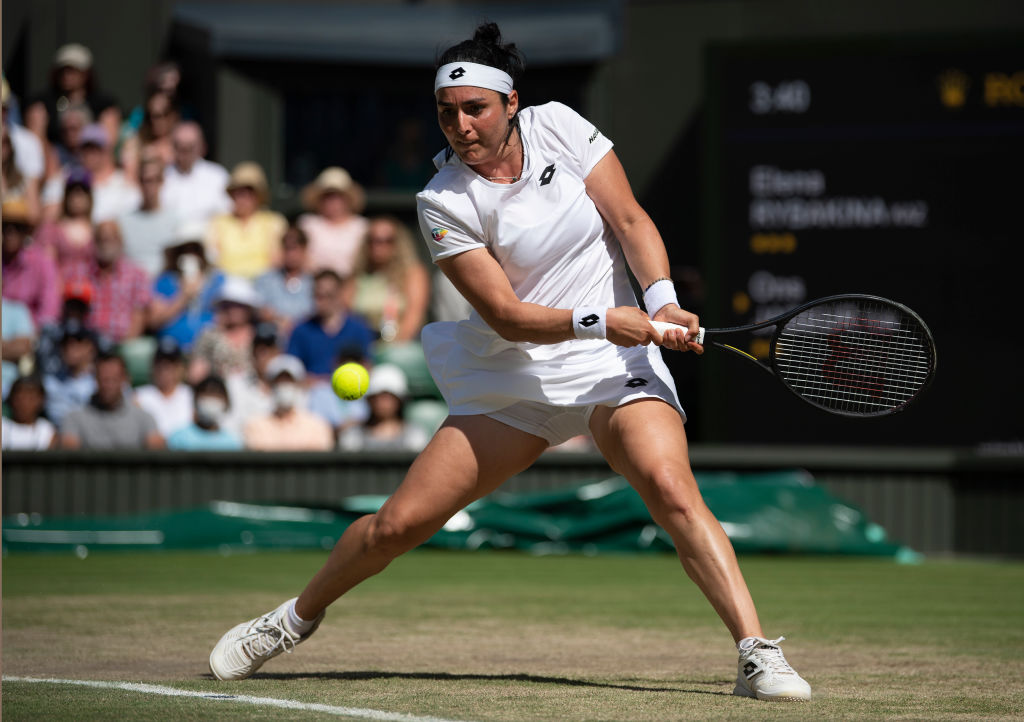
[3,549,1023,720]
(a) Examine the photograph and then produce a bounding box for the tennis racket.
[651,294,937,417]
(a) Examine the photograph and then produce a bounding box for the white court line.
[3,676,474,722]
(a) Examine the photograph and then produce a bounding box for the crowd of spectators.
[2,44,480,454]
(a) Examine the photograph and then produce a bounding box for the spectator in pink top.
[33,168,95,277]
[296,167,368,278]
[63,219,151,343]
[2,198,60,326]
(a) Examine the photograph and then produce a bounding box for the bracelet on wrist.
[643,279,679,321]
[644,276,672,293]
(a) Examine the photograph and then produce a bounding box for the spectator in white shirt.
[119,155,179,278]
[134,337,194,439]
[160,121,231,233]
[41,123,141,223]
[2,375,57,450]
[2,77,44,215]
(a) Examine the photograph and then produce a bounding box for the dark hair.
[163,240,207,275]
[437,23,525,88]
[438,23,525,146]
[313,268,344,286]
[282,224,309,248]
[194,374,229,401]
[62,172,93,218]
[95,352,126,372]
[7,374,46,401]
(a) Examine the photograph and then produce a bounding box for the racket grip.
[650,321,705,344]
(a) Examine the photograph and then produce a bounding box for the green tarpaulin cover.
[2,471,913,558]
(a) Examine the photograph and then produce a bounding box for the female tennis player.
[209,23,811,702]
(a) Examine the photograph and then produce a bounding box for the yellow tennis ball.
[332,362,370,400]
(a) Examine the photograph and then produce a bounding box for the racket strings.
[773,305,934,414]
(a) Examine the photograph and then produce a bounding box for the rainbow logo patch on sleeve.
[431,227,449,242]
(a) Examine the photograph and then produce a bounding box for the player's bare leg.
[590,399,762,641]
[210,415,548,680]
[590,398,811,700]
[295,416,549,618]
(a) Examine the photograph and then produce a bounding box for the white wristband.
[572,307,607,340]
[643,279,679,321]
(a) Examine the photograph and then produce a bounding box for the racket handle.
[650,321,705,344]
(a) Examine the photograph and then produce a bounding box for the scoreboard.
[699,34,1024,446]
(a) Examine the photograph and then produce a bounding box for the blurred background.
[3,0,1023,556]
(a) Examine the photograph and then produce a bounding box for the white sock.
[738,636,760,651]
[285,599,316,636]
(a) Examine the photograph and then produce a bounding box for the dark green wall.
[6,0,1021,197]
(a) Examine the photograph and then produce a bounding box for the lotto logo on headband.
[431,227,449,242]
[435,62,514,95]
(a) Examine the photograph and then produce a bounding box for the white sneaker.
[733,636,811,701]
[209,598,324,681]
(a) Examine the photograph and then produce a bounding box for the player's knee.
[644,467,702,526]
[366,513,421,558]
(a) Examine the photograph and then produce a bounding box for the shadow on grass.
[209,670,732,696]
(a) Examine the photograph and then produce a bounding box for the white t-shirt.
[9,124,45,181]
[415,102,681,416]
[2,417,56,450]
[92,170,143,223]
[41,168,143,223]
[119,207,180,278]
[160,159,232,231]
[134,384,194,439]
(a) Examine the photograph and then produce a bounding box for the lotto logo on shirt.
[431,227,449,242]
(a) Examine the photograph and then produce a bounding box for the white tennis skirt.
[421,320,685,421]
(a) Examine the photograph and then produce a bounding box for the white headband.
[434,62,514,95]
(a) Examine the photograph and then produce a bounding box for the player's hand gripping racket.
[651,294,937,417]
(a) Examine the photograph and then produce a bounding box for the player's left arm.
[584,150,702,353]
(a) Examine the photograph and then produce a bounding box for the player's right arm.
[437,248,656,347]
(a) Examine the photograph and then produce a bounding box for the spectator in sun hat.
[134,337,194,439]
[160,121,231,232]
[242,353,333,451]
[296,166,368,278]
[187,274,260,384]
[118,154,180,278]
[2,197,60,327]
[63,218,152,344]
[24,42,121,151]
[205,161,286,280]
[149,224,226,352]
